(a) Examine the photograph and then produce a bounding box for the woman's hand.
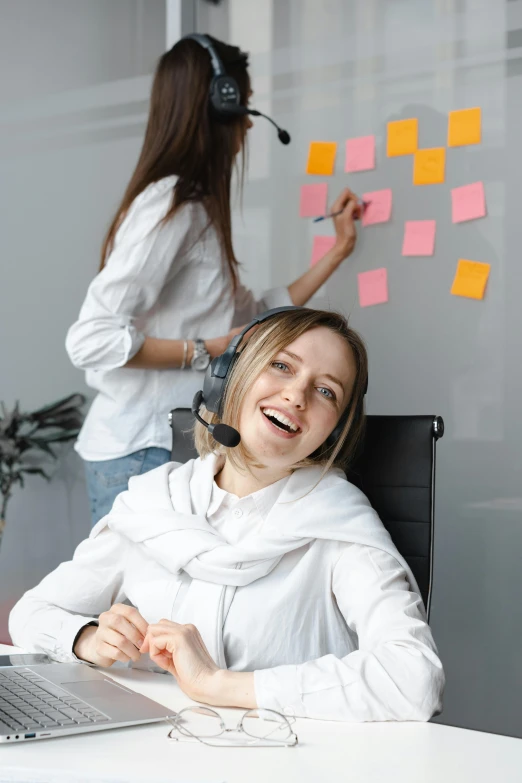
[205,325,246,359]
[331,187,362,261]
[73,604,148,667]
[141,620,221,703]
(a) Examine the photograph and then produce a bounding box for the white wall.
[0,0,166,640]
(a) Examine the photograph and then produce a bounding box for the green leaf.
[20,467,50,481]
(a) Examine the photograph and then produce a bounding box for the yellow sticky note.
[413,147,445,185]
[451,259,490,300]
[387,118,418,156]
[448,107,481,147]
[306,142,337,175]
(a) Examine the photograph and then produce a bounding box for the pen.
[313,200,370,223]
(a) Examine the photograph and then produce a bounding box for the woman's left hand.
[331,187,363,261]
[141,620,220,703]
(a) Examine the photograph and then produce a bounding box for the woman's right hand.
[73,604,149,667]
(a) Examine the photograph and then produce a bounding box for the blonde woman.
[11,309,444,722]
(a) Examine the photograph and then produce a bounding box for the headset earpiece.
[209,74,244,119]
[183,33,291,140]
[202,351,239,416]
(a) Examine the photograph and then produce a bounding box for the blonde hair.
[194,309,368,475]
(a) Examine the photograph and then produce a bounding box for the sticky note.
[311,235,337,267]
[299,183,328,218]
[306,142,337,175]
[387,119,418,156]
[361,189,392,226]
[413,147,445,185]
[451,259,490,300]
[345,135,375,172]
[358,268,388,307]
[448,107,481,147]
[451,181,486,223]
[402,220,436,256]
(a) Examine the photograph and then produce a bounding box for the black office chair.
[168,409,444,618]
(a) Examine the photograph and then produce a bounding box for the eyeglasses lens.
[241,709,292,741]
[176,707,223,738]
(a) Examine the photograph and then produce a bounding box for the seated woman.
[9,308,444,722]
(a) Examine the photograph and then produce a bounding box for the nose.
[282,379,308,410]
[246,116,254,130]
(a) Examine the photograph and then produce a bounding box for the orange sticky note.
[413,148,445,185]
[451,259,490,300]
[306,142,337,175]
[358,268,388,307]
[387,119,418,156]
[310,236,336,267]
[448,107,481,147]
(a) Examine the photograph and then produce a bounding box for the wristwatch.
[191,338,211,371]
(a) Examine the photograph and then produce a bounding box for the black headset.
[183,33,291,144]
[191,306,367,451]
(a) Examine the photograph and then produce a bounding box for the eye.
[317,386,335,400]
[271,361,289,372]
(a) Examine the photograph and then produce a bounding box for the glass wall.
[195,0,522,739]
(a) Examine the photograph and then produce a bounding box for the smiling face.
[237,327,357,471]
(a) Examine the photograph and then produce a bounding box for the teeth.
[262,408,299,432]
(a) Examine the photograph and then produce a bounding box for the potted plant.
[0,392,86,554]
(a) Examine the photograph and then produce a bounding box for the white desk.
[1,644,521,783]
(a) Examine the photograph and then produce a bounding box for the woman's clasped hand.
[74,604,149,667]
[73,607,239,706]
[140,620,226,704]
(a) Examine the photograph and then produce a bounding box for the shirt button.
[233,508,243,518]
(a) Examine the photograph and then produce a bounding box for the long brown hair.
[99,35,250,289]
[195,309,369,475]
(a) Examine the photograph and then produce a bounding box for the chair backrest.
[169,409,444,618]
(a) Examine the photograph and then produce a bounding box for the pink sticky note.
[299,183,328,218]
[310,235,337,267]
[361,189,392,226]
[402,220,436,256]
[345,135,376,172]
[451,181,486,223]
[358,268,388,307]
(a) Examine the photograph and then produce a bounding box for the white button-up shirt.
[9,461,444,723]
[65,176,292,460]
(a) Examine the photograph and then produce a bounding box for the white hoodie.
[10,455,444,722]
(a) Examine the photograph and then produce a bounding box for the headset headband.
[184,33,226,76]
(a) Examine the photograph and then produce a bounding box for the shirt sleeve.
[8,528,128,663]
[65,184,195,371]
[254,544,445,722]
[231,282,293,327]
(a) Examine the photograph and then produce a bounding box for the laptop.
[0,661,177,743]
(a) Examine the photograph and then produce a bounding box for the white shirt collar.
[206,454,291,521]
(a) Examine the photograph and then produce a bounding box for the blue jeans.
[84,447,171,527]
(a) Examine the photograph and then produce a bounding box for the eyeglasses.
[166,706,298,748]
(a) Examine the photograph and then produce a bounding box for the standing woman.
[66,34,361,526]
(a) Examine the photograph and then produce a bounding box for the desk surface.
[1,644,521,783]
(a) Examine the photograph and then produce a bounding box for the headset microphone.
[247,109,291,145]
[192,390,241,448]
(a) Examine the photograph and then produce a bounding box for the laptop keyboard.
[0,668,110,732]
